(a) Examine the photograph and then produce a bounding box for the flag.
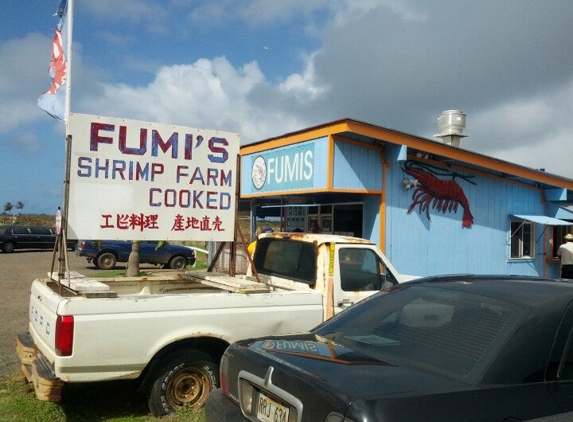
[38,0,68,123]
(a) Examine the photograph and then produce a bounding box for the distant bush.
[0,214,55,226]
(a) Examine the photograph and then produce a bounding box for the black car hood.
[246,333,471,401]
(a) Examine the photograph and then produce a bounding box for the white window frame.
[510,220,535,259]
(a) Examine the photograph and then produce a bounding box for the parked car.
[0,225,75,253]
[206,275,573,422]
[76,240,196,270]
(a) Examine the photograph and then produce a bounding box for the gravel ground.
[0,249,160,377]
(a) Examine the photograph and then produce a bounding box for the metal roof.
[241,117,573,192]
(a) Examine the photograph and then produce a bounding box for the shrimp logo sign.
[251,156,266,190]
[66,113,240,241]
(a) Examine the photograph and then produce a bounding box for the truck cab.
[250,232,402,318]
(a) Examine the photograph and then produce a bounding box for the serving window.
[510,220,534,259]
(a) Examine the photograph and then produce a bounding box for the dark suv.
[0,225,75,253]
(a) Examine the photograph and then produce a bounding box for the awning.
[548,203,573,221]
[512,215,573,226]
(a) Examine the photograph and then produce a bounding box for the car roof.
[404,273,558,284]
[0,225,54,231]
[395,274,573,308]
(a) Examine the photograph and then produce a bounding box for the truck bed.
[47,270,271,297]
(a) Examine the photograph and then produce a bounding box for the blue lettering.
[152,130,178,158]
[208,137,229,163]
[77,157,92,177]
[119,126,146,155]
[149,188,161,207]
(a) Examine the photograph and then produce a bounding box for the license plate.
[256,391,289,422]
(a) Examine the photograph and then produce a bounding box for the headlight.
[239,379,255,414]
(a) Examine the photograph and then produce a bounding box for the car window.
[12,227,30,235]
[316,285,525,380]
[31,227,53,235]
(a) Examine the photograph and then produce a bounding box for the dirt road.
[0,249,158,377]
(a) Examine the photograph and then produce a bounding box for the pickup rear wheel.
[168,256,188,270]
[147,351,218,416]
[96,252,117,270]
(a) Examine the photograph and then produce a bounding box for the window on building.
[510,221,534,259]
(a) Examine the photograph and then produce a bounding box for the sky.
[2,0,573,215]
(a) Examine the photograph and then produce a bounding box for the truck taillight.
[55,315,74,356]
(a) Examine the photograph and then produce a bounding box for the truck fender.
[138,336,229,398]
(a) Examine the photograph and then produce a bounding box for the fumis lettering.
[89,122,229,163]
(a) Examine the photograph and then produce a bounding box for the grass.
[0,373,206,422]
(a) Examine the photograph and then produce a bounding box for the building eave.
[240,118,573,191]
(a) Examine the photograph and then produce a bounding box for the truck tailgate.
[28,279,66,363]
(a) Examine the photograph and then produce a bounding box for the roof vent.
[434,110,467,147]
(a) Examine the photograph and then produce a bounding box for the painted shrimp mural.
[402,161,475,228]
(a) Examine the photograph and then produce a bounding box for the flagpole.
[65,0,74,123]
[61,0,74,280]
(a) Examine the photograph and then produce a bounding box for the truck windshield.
[253,238,317,285]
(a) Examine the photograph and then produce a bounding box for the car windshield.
[316,285,526,381]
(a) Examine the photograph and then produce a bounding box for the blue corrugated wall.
[384,146,553,278]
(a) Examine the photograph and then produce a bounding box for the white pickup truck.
[17,232,407,416]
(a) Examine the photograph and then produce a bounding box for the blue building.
[240,116,573,278]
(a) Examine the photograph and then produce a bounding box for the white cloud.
[78,56,310,142]
[328,0,426,27]
[0,100,44,133]
[468,79,573,178]
[0,34,52,132]
[0,30,99,138]
[279,52,328,101]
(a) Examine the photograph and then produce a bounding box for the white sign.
[66,113,240,241]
